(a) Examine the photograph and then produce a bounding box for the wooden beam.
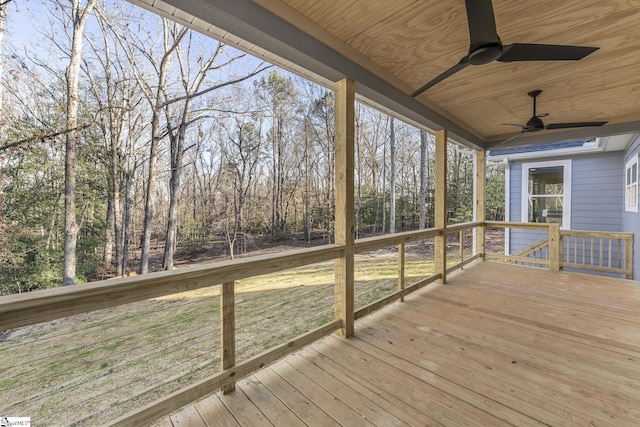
[334,78,355,338]
[220,281,235,394]
[474,150,486,260]
[434,129,447,284]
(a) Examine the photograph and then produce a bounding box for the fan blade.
[498,43,598,62]
[465,0,501,51]
[501,130,527,145]
[411,57,469,97]
[545,121,607,130]
[501,123,527,128]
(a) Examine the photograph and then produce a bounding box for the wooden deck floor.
[160,262,640,426]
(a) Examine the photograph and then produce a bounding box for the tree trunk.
[138,20,187,274]
[389,117,396,234]
[419,129,427,229]
[0,1,9,117]
[62,0,97,286]
[163,123,186,270]
[139,115,160,274]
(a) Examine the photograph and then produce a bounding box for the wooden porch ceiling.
[129,0,640,150]
[161,262,640,426]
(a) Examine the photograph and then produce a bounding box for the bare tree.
[112,18,187,274]
[86,4,144,275]
[220,116,261,258]
[389,117,396,234]
[0,0,12,117]
[419,129,428,229]
[161,36,268,269]
[61,0,97,286]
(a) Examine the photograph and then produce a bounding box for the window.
[521,160,571,228]
[625,155,638,212]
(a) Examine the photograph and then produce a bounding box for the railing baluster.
[618,239,622,269]
[459,230,464,269]
[221,281,236,394]
[582,237,585,266]
[608,239,613,268]
[590,238,594,266]
[598,238,602,267]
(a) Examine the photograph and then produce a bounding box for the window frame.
[625,154,638,213]
[521,159,572,229]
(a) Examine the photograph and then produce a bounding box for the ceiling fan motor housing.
[526,115,545,131]
[468,44,503,65]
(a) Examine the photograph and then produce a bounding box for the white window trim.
[521,159,572,229]
[625,154,639,213]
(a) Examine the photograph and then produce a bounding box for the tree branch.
[157,64,273,110]
[0,121,94,152]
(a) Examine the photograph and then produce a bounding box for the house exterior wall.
[508,151,626,276]
[622,137,640,280]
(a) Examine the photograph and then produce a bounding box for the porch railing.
[485,221,634,279]
[0,221,632,426]
[0,222,480,426]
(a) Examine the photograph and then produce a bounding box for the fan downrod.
[528,89,542,98]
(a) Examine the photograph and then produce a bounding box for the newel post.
[434,129,447,283]
[549,224,561,271]
[220,281,236,394]
[334,78,355,338]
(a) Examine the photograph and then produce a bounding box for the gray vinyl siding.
[571,152,623,231]
[622,137,640,280]
[508,152,625,276]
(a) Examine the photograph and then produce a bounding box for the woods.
[0,0,504,295]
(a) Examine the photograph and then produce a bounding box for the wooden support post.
[434,129,447,283]
[549,224,561,272]
[220,281,235,394]
[398,243,405,302]
[625,237,633,279]
[474,150,486,259]
[334,78,355,338]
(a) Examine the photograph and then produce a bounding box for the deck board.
[162,262,640,426]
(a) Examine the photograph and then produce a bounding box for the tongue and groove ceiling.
[130,0,640,150]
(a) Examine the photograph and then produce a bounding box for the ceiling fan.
[500,89,608,144]
[411,0,599,97]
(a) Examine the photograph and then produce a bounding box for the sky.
[3,0,271,80]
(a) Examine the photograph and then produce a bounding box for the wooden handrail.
[354,227,442,253]
[0,222,484,332]
[484,221,550,231]
[560,229,633,240]
[0,244,344,331]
